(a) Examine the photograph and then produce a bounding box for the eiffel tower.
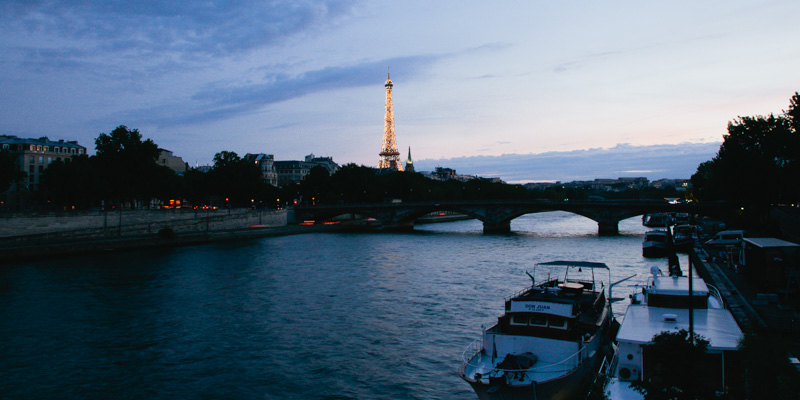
[378,70,403,171]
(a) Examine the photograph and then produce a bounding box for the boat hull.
[465,349,603,400]
[642,245,667,258]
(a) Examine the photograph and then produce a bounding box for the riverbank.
[0,224,345,263]
[0,209,309,263]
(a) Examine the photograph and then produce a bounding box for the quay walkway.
[692,244,800,362]
[0,208,325,262]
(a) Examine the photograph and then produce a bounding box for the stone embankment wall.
[0,208,286,238]
[0,209,291,261]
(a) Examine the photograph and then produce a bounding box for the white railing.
[459,339,484,376]
[460,336,590,377]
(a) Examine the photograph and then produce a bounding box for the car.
[705,230,747,247]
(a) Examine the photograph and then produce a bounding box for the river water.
[0,212,683,399]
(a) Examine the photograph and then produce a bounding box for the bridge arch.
[294,201,733,235]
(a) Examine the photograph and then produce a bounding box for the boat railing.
[706,283,725,308]
[459,339,484,376]
[460,336,589,376]
[601,347,619,376]
[504,279,558,301]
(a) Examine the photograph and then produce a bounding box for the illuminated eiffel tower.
[378,70,403,171]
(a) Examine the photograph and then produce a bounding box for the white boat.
[605,266,744,399]
[459,261,618,400]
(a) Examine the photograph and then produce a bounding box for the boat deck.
[461,351,577,387]
[617,305,742,349]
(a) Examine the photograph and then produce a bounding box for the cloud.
[122,54,447,127]
[2,1,356,57]
[415,142,722,182]
[1,0,358,84]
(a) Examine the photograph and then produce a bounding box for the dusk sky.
[2,1,798,181]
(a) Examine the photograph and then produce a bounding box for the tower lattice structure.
[378,71,403,171]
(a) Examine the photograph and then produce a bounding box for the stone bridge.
[294,200,731,235]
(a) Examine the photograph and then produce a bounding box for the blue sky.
[2,1,798,182]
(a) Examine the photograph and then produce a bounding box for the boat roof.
[744,237,799,248]
[536,261,610,270]
[617,305,743,350]
[649,276,709,296]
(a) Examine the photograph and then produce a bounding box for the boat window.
[529,315,547,327]
[511,315,528,325]
[548,317,567,329]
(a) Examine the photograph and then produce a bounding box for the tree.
[39,155,98,209]
[329,163,380,203]
[0,149,26,193]
[691,93,800,205]
[300,165,330,204]
[632,329,718,400]
[737,333,800,399]
[94,125,163,208]
[208,151,269,207]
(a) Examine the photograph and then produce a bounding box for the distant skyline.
[2,1,798,172]
[415,141,721,183]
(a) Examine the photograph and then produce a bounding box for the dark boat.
[642,230,669,258]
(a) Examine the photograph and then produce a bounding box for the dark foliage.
[632,329,718,400]
[0,149,26,193]
[208,151,279,208]
[40,155,97,208]
[735,333,800,400]
[32,125,695,211]
[691,93,800,206]
[94,125,162,207]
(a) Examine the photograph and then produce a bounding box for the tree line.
[4,92,797,211]
[1,126,686,211]
[690,92,800,230]
[691,92,800,206]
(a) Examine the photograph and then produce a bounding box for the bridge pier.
[380,220,415,231]
[483,220,511,234]
[597,220,619,236]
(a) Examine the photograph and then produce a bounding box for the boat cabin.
[492,261,610,341]
[636,274,716,309]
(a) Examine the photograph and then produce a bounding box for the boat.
[605,265,744,399]
[642,230,670,258]
[459,261,618,400]
[642,213,671,228]
[671,224,698,253]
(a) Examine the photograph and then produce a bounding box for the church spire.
[405,146,415,172]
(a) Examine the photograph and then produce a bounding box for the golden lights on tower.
[378,69,403,171]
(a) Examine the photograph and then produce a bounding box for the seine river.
[0,211,685,399]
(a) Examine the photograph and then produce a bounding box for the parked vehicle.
[705,230,746,247]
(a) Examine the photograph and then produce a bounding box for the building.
[244,153,278,187]
[422,167,479,182]
[304,154,339,175]
[0,135,87,192]
[157,149,188,175]
[651,178,691,191]
[0,135,87,208]
[274,154,339,188]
